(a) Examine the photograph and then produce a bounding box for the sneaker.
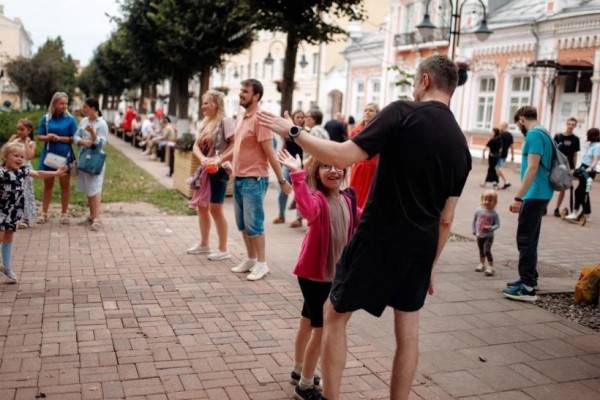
[290,371,321,387]
[502,283,537,302]
[247,262,269,281]
[0,267,17,283]
[565,211,581,220]
[187,244,211,254]
[273,216,285,224]
[484,266,495,276]
[501,183,512,190]
[475,264,485,272]
[506,279,539,290]
[553,208,561,218]
[208,251,231,261]
[231,259,256,273]
[294,385,322,400]
[90,221,102,231]
[17,220,30,229]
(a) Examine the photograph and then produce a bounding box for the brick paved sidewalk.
[0,139,598,400]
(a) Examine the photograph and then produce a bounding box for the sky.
[2,0,120,66]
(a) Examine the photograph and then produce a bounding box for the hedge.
[0,110,45,145]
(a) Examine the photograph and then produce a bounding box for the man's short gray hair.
[416,55,459,95]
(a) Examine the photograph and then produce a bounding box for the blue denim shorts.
[234,177,268,236]
[496,158,507,168]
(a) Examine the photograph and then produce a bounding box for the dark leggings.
[477,237,494,262]
[574,165,595,215]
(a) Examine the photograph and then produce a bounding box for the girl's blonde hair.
[481,189,498,207]
[196,90,226,147]
[0,141,25,166]
[46,92,70,120]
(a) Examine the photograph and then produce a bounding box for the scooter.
[560,176,592,226]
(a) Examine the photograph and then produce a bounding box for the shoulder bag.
[43,116,70,170]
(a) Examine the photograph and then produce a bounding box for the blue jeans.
[234,177,268,237]
[278,167,301,220]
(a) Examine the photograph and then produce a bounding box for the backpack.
[539,128,572,191]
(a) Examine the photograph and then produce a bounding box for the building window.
[312,52,319,75]
[475,77,495,130]
[508,76,531,122]
[564,71,592,93]
[353,80,366,117]
[403,3,417,33]
[368,78,381,105]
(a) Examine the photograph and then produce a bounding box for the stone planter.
[173,150,199,198]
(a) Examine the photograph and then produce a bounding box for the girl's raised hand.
[277,149,302,171]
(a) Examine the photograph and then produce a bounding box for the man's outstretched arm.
[257,111,368,169]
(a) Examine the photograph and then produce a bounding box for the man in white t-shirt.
[140,115,155,149]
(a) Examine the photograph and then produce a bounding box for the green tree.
[242,0,364,114]
[120,0,254,119]
[6,37,77,107]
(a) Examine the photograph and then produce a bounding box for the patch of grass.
[33,143,193,215]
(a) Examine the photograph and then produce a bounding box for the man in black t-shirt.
[257,55,471,400]
[552,117,580,216]
[496,122,514,189]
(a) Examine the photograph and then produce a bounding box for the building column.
[589,46,600,128]
[381,1,400,106]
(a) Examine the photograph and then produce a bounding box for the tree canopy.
[6,37,78,107]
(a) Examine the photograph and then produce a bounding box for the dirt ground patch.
[45,201,165,219]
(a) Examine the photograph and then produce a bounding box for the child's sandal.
[36,214,49,224]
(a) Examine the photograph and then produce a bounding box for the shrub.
[0,110,45,145]
[174,132,195,151]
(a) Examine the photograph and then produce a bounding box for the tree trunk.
[101,94,108,110]
[168,77,178,117]
[139,84,150,114]
[281,31,299,116]
[176,71,190,119]
[198,64,211,119]
[150,84,157,113]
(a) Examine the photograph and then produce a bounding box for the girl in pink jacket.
[277,150,361,400]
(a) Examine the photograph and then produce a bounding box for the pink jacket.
[290,170,362,282]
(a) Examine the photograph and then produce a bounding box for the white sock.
[293,362,303,375]
[299,375,314,390]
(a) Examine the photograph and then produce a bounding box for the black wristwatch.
[289,126,302,141]
[514,197,523,202]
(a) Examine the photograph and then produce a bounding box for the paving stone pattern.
[0,140,598,399]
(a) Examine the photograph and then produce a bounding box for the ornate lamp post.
[417,0,493,60]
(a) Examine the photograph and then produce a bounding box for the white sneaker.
[208,251,231,261]
[231,259,256,273]
[187,244,211,254]
[0,267,17,283]
[475,264,485,272]
[565,212,579,220]
[247,262,269,281]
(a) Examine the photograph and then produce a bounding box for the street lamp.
[264,40,309,70]
[417,0,493,60]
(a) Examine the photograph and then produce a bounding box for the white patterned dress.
[0,166,30,231]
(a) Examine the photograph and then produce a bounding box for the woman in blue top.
[74,98,108,231]
[36,92,77,225]
[566,128,600,221]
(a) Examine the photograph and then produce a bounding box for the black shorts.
[330,234,436,316]
[298,277,332,328]
[209,168,229,204]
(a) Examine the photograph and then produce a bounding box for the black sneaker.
[553,208,561,218]
[290,371,321,387]
[501,183,512,190]
[294,385,322,400]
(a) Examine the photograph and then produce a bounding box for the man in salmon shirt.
[221,79,291,281]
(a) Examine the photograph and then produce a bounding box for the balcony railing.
[394,28,450,47]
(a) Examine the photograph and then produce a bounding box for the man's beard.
[519,125,527,135]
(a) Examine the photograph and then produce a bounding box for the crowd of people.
[1,53,599,400]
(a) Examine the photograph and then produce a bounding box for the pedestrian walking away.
[481,127,503,189]
[505,106,554,302]
[496,122,514,189]
[257,55,471,400]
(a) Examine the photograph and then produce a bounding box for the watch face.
[290,126,300,137]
